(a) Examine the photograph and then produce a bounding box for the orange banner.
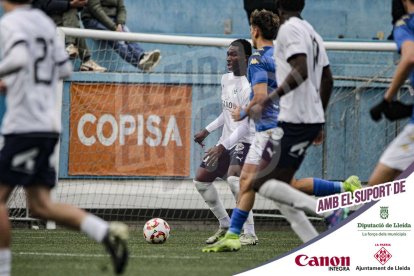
[69,83,192,176]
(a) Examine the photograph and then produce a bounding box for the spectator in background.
[243,0,278,24]
[82,0,161,72]
[32,0,107,72]
[388,0,405,40]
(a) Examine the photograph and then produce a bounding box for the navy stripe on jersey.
[3,40,28,57]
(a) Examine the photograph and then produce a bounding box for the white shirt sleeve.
[280,23,307,61]
[0,43,28,79]
[205,112,224,133]
[220,118,249,149]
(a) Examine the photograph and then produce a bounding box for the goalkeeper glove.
[383,101,414,121]
[370,99,389,122]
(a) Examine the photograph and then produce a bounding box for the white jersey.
[0,6,70,134]
[274,17,329,124]
[218,73,255,146]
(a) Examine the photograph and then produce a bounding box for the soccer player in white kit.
[193,39,258,245]
[0,1,128,274]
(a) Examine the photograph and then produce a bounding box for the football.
[143,218,170,244]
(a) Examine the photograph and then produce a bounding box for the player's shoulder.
[395,15,411,28]
[221,72,233,83]
[249,48,268,65]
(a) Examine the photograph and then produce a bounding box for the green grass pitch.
[11,229,302,275]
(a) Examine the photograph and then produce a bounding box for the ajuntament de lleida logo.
[380,206,389,219]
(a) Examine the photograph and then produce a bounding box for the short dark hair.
[230,39,252,58]
[250,9,280,40]
[279,0,305,12]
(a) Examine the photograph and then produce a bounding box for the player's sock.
[277,203,318,242]
[229,208,249,235]
[227,176,256,235]
[80,214,109,243]
[0,248,11,276]
[313,178,343,196]
[194,180,230,228]
[258,179,318,215]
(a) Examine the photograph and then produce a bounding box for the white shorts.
[380,124,414,171]
[245,127,283,165]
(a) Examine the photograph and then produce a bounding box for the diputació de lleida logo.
[380,206,389,220]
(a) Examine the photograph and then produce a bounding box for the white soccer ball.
[143,218,170,244]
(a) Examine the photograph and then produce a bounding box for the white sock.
[227,176,256,235]
[277,203,318,242]
[194,180,230,228]
[80,214,109,243]
[258,179,319,215]
[0,249,11,276]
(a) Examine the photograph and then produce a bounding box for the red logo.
[295,254,350,267]
[374,247,392,265]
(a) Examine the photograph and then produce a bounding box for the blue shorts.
[0,133,59,188]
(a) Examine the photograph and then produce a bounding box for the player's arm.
[370,29,414,121]
[220,118,249,150]
[194,113,224,146]
[320,65,334,111]
[0,42,28,79]
[269,54,308,101]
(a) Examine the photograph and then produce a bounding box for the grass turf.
[11,229,302,276]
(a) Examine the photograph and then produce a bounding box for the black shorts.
[0,133,59,188]
[200,142,250,178]
[262,122,323,170]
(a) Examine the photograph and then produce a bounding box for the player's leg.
[25,186,128,274]
[0,185,14,276]
[292,176,362,196]
[226,143,258,245]
[202,130,269,252]
[194,149,231,244]
[254,124,347,233]
[368,163,401,186]
[369,124,414,186]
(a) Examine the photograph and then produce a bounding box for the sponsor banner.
[69,83,192,176]
[239,172,414,275]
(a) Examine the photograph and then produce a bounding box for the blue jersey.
[248,46,279,131]
[393,14,414,124]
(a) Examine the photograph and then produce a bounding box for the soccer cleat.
[343,175,362,194]
[138,50,161,72]
[202,232,241,252]
[239,233,259,246]
[103,222,129,275]
[80,59,107,72]
[325,208,349,229]
[66,44,79,59]
[205,227,228,244]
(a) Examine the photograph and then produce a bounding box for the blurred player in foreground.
[194,39,259,245]
[0,1,128,274]
[369,0,414,185]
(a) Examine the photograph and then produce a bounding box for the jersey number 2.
[34,38,55,85]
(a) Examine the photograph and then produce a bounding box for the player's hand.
[313,129,324,146]
[369,99,389,122]
[204,144,225,167]
[231,106,243,121]
[116,24,124,32]
[383,101,414,121]
[249,103,264,122]
[0,80,7,93]
[70,0,88,8]
[194,129,209,147]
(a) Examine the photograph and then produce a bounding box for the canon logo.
[295,254,350,267]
